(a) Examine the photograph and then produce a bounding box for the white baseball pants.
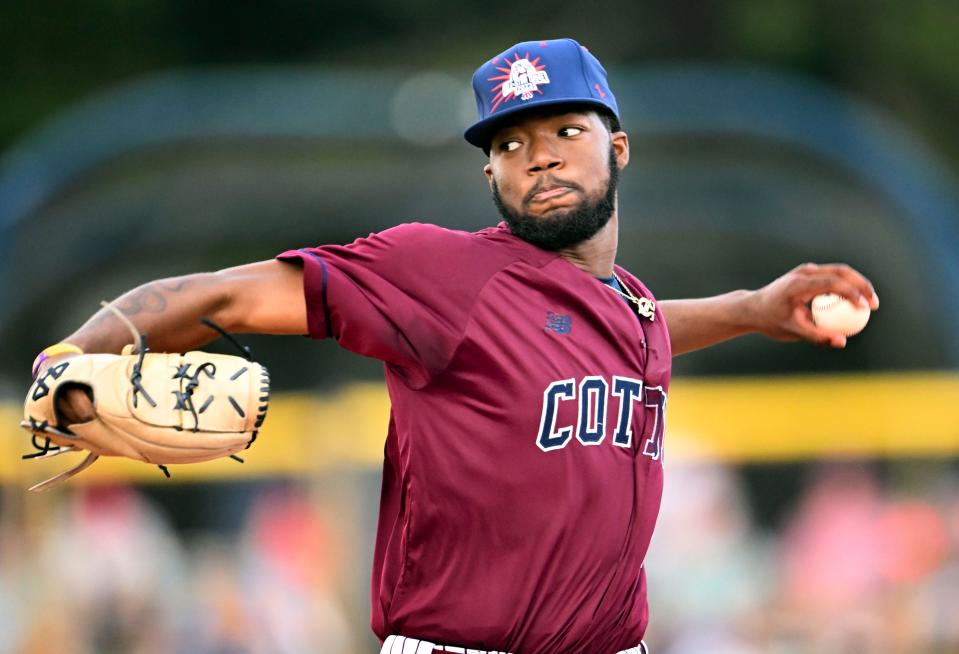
[380,635,648,654]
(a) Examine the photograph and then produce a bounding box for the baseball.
[811,293,871,336]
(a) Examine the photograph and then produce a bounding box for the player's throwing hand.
[748,262,879,348]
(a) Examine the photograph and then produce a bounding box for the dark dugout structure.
[1,65,958,392]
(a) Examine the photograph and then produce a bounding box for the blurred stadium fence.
[3,372,958,486]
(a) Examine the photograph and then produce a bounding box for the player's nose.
[526,138,563,174]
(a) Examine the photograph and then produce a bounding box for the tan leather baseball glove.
[21,320,269,493]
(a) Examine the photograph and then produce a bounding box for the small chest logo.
[489,52,550,113]
[545,311,572,334]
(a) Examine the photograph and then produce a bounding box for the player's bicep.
[214,259,308,335]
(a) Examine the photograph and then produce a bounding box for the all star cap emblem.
[499,55,550,102]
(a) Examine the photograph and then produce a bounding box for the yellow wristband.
[32,343,84,378]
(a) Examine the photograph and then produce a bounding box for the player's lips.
[523,177,584,208]
[530,186,572,203]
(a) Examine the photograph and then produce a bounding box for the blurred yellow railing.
[3,372,958,486]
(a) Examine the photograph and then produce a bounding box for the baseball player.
[29,38,877,653]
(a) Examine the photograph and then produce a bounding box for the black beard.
[492,146,619,251]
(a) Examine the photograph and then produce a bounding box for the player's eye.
[559,126,584,137]
[499,140,521,152]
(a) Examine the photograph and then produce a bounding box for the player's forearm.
[63,273,235,354]
[56,260,307,357]
[660,290,757,356]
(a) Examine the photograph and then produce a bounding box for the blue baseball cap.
[464,38,620,151]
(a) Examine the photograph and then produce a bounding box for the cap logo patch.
[488,52,550,113]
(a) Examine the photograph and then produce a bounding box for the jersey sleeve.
[277,223,496,388]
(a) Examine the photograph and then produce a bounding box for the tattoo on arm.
[116,287,167,315]
[65,273,237,354]
[83,278,189,331]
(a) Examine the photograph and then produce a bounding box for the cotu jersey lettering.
[277,222,671,654]
[537,375,667,459]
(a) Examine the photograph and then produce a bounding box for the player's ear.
[612,131,629,170]
[484,163,494,188]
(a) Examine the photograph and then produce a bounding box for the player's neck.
[558,212,619,278]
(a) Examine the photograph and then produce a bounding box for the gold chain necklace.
[605,272,657,321]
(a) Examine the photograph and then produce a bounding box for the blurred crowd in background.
[1,458,957,654]
[648,461,959,654]
[0,481,360,654]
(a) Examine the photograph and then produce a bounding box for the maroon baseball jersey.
[277,222,671,654]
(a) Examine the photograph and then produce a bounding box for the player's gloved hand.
[21,316,270,493]
[748,262,879,348]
